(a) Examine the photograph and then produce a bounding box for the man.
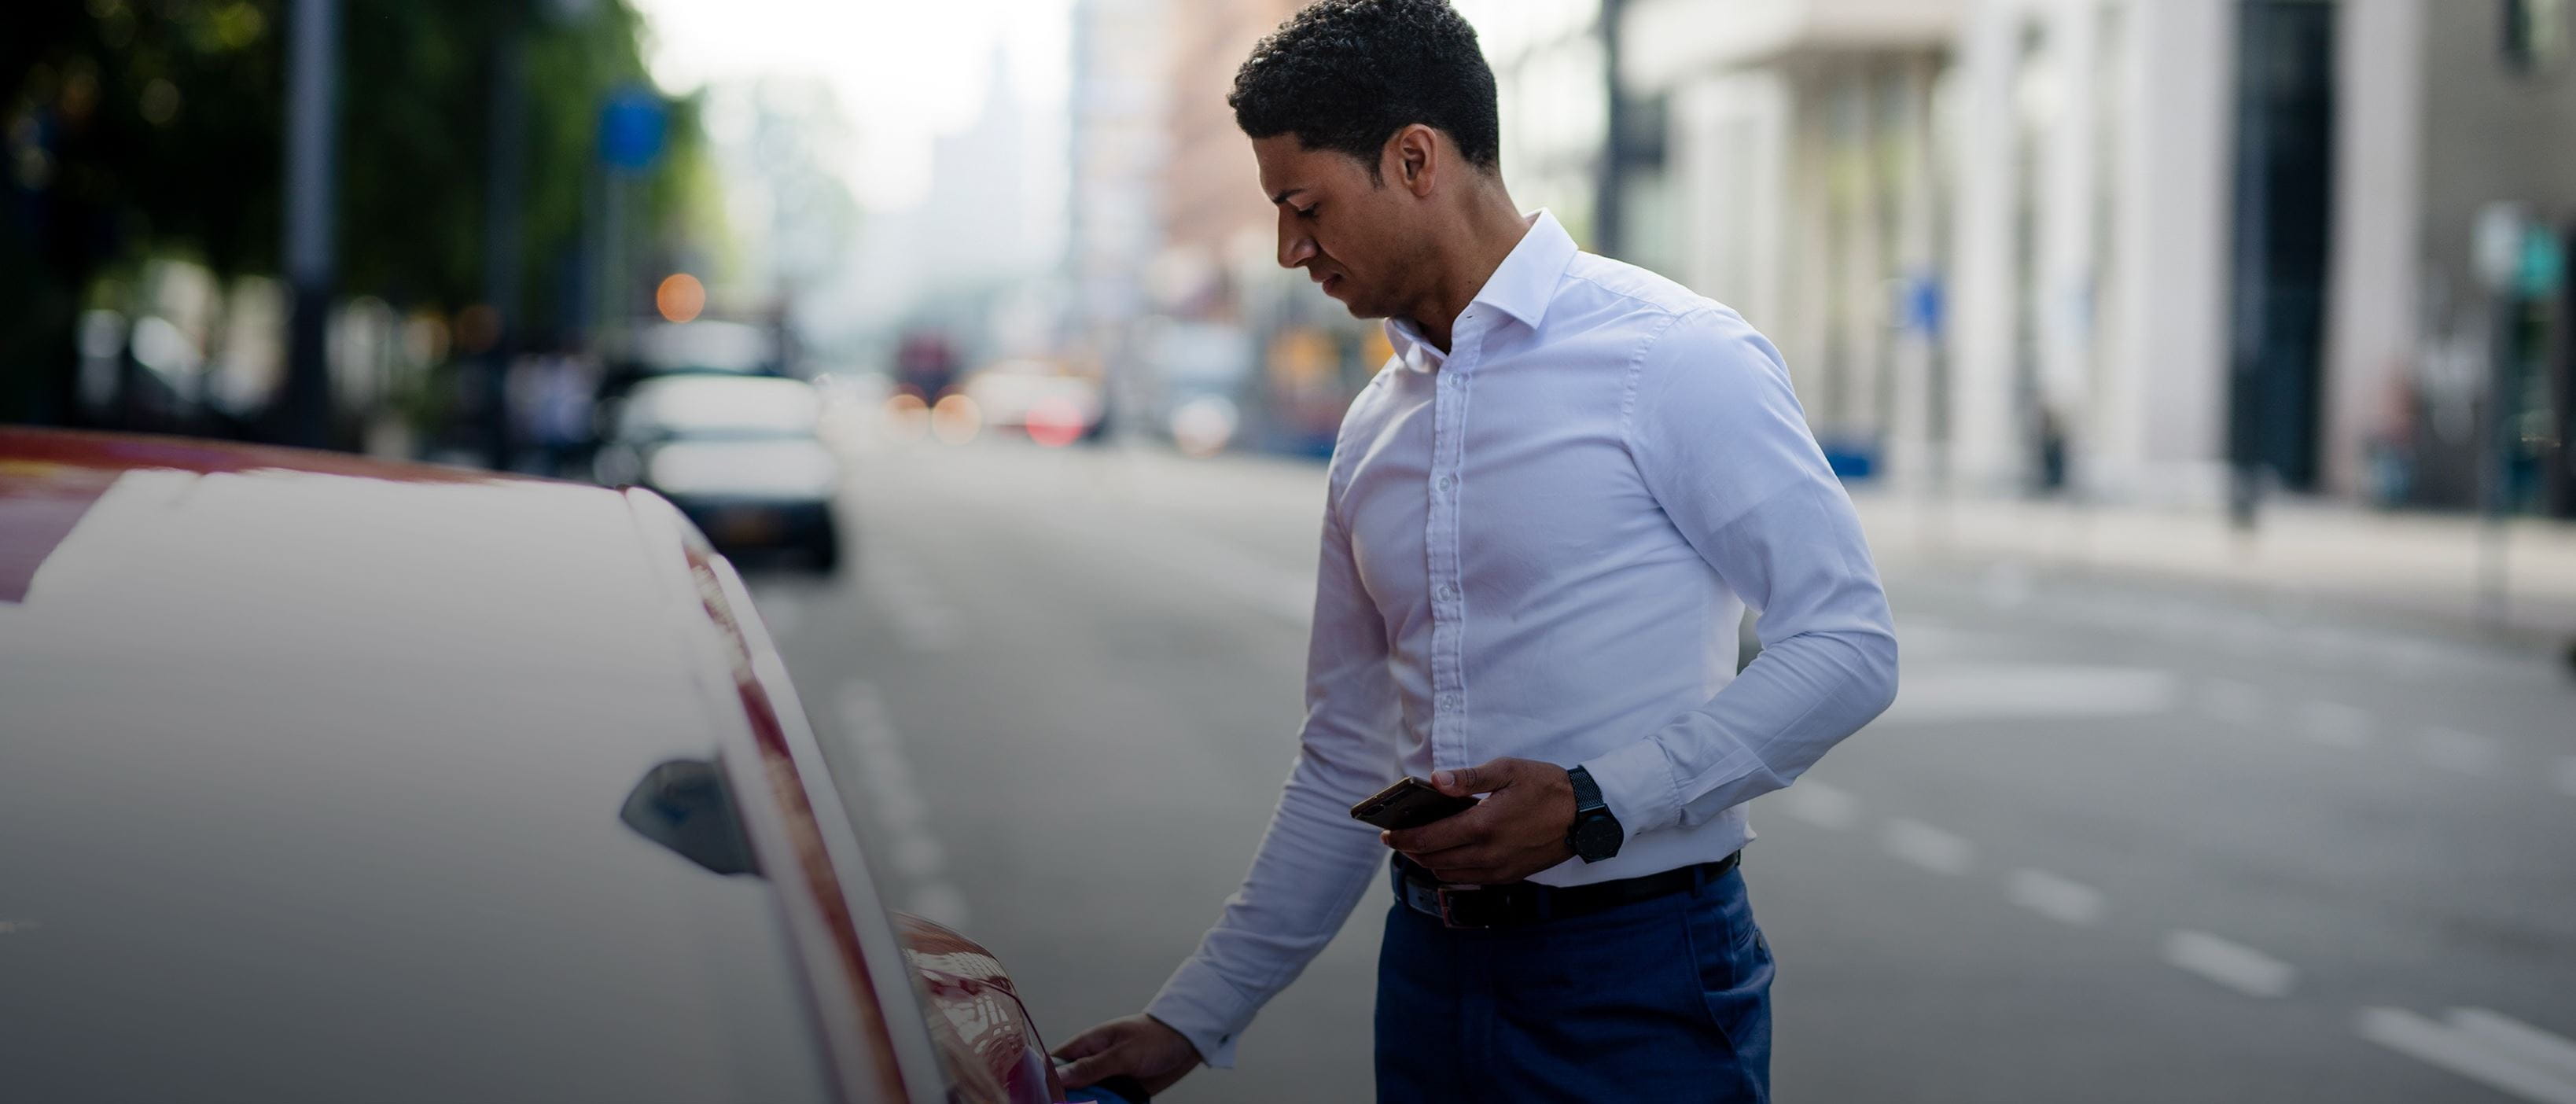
[1054,2,1898,1099]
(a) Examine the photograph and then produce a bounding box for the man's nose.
[1278,218,1316,269]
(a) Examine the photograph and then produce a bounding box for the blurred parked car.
[0,427,1124,1104]
[594,374,843,571]
[962,360,1103,447]
[601,318,788,399]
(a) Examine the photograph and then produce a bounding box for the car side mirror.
[620,758,761,877]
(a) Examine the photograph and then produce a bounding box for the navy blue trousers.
[1374,861,1773,1103]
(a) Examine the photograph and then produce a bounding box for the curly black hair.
[1228,0,1502,181]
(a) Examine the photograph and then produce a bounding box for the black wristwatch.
[1566,765,1623,863]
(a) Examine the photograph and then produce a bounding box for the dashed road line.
[2452,1008,2576,1084]
[836,681,970,927]
[1777,779,1860,830]
[2420,727,2504,777]
[2162,929,2295,998]
[2006,868,2107,926]
[2294,700,2375,749]
[2200,678,2267,728]
[2358,1006,2576,1104]
[1881,818,1974,875]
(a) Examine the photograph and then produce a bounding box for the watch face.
[1573,815,1622,859]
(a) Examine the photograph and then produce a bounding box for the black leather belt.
[1391,852,1740,930]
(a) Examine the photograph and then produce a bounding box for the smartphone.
[1350,776,1478,831]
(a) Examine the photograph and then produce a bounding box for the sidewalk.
[1851,491,2576,646]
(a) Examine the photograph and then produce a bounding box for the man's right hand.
[1051,1013,1203,1096]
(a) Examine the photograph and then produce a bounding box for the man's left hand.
[1382,757,1577,884]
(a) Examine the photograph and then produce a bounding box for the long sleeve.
[1581,307,1901,841]
[1143,466,1400,1068]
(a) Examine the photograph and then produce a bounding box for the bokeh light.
[655,273,706,324]
[1025,396,1085,448]
[930,393,981,445]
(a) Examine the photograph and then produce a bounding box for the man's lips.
[1312,271,1343,296]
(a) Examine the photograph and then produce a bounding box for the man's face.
[1253,134,1423,320]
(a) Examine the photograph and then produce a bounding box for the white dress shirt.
[1146,210,1898,1066]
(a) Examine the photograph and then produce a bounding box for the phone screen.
[1350,777,1478,830]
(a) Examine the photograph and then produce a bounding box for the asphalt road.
[750,430,2576,1104]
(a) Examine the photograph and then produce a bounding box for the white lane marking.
[835,682,970,927]
[2358,1007,2576,1104]
[2420,727,2505,777]
[1879,665,2177,724]
[859,550,962,652]
[2006,868,2107,926]
[1895,618,2012,657]
[2453,1009,2576,1085]
[1778,780,1860,830]
[2553,757,2576,799]
[1978,560,2035,609]
[2295,701,2375,749]
[2201,678,2267,728]
[2162,930,2295,998]
[1882,818,1973,875]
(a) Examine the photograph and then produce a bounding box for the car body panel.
[0,429,1029,1103]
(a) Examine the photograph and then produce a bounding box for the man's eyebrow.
[1270,187,1308,206]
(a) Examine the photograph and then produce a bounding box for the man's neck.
[1399,190,1532,355]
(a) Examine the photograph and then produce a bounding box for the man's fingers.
[1055,1051,1121,1090]
[1384,803,1492,854]
[1051,1024,1119,1062]
[1432,751,1525,797]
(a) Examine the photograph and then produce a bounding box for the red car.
[0,428,1121,1104]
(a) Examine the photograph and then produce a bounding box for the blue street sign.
[599,87,666,172]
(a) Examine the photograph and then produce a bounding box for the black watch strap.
[1566,765,1622,862]
[1568,764,1607,813]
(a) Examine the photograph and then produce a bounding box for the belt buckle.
[1433,884,1500,929]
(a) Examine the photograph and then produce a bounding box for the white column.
[1885,57,1944,491]
[2321,0,2424,499]
[2105,0,2234,505]
[2037,0,2096,436]
[1945,0,2025,492]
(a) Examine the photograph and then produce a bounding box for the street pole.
[281,0,339,448]
[1595,0,1628,258]
[2472,204,2526,631]
[481,28,528,471]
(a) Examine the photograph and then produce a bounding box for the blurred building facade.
[1931,0,2576,513]
[1067,0,1172,421]
[1628,0,1961,485]
[1069,0,2575,514]
[1621,0,2575,515]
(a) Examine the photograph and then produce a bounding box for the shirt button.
[1441,695,1459,710]
[1437,475,1455,491]
[1438,583,1459,601]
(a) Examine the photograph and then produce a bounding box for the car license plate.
[713,508,782,545]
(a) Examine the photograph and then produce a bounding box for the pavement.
[749,427,2576,1103]
[1853,490,2576,646]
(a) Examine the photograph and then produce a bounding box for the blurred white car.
[961,360,1102,447]
[594,375,843,571]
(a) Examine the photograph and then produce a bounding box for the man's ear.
[1388,124,1439,198]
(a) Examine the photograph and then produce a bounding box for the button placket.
[1426,326,1477,771]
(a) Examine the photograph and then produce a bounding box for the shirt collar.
[1384,208,1577,374]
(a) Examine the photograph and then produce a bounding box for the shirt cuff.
[1144,956,1261,1069]
[1581,737,1681,843]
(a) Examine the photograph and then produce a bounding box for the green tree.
[2,0,703,430]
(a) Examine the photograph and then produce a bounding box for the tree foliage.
[2,0,702,425]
